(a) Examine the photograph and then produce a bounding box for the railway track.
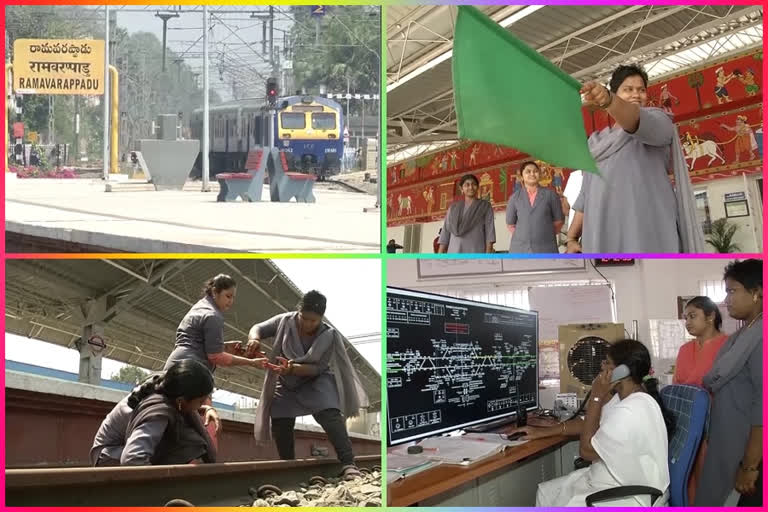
[5,455,381,507]
[320,178,369,194]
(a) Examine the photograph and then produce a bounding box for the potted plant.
[705,218,741,253]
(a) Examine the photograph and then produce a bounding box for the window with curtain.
[427,286,530,310]
[699,280,727,303]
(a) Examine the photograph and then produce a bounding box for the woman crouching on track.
[249,290,369,480]
[117,359,217,465]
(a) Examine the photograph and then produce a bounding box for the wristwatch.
[592,396,602,403]
[599,88,614,109]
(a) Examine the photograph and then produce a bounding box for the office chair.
[585,385,710,507]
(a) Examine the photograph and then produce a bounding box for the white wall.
[387,225,406,248]
[420,220,443,252]
[694,174,762,253]
[388,258,743,377]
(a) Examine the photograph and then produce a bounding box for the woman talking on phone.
[508,339,674,506]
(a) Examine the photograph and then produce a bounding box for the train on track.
[190,95,344,180]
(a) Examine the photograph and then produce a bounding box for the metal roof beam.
[85,260,195,325]
[572,11,762,80]
[101,259,249,337]
[388,5,526,84]
[554,6,690,65]
[537,6,645,54]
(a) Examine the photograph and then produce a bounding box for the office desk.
[389,432,579,507]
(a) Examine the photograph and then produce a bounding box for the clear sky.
[5,258,382,405]
[104,6,307,101]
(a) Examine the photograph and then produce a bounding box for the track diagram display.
[387,287,538,445]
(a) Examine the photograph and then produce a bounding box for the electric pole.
[156,11,180,72]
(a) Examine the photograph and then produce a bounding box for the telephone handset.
[610,364,631,383]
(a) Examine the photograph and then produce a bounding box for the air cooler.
[559,323,625,398]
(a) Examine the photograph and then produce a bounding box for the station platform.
[4,174,381,253]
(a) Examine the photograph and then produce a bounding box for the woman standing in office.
[505,161,564,253]
[437,174,496,253]
[510,339,674,506]
[672,295,729,503]
[695,259,762,506]
[674,296,728,386]
[249,290,368,479]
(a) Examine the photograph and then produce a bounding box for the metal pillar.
[109,66,119,174]
[156,12,180,72]
[202,6,210,191]
[268,109,274,149]
[268,6,276,150]
[102,5,110,181]
[48,96,54,144]
[74,96,79,165]
[375,13,382,209]
[77,323,104,385]
[269,6,274,73]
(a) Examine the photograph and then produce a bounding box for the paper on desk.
[462,432,529,448]
[387,452,441,482]
[417,436,506,464]
[387,453,434,472]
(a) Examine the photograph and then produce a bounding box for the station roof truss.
[5,259,381,411]
[387,4,763,162]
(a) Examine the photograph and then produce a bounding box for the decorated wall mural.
[388,50,762,227]
[386,142,572,226]
[583,49,762,183]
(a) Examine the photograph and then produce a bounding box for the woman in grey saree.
[249,290,369,479]
[567,64,705,254]
[438,174,496,253]
[695,259,762,506]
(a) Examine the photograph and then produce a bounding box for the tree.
[706,218,741,253]
[287,6,379,117]
[6,6,107,153]
[6,6,221,161]
[111,365,149,385]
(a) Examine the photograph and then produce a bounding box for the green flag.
[453,6,599,173]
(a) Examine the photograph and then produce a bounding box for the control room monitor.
[386,287,539,445]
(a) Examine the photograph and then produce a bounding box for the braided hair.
[127,360,214,409]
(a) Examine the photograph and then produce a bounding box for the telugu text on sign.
[13,39,105,95]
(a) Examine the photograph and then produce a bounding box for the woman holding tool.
[164,274,267,447]
[249,290,369,479]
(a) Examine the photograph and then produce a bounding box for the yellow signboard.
[13,39,105,95]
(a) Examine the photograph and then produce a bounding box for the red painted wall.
[388,50,762,227]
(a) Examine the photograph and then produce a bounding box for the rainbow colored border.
[1,0,766,510]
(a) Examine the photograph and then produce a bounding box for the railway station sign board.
[13,39,105,95]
